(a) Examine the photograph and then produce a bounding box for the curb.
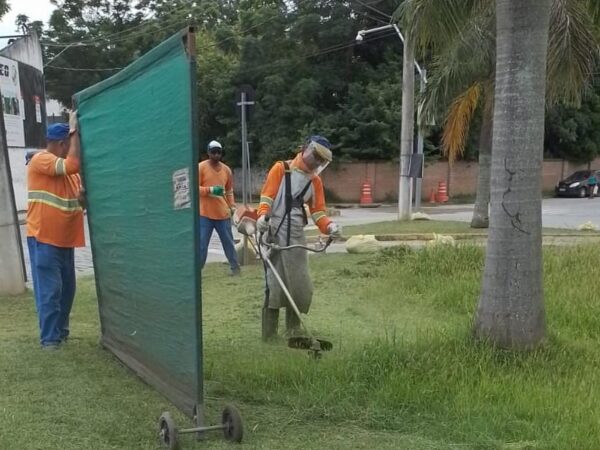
[306,231,600,244]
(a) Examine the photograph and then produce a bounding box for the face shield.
[303,140,332,176]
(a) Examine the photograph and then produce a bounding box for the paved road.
[424,197,600,229]
[18,197,600,280]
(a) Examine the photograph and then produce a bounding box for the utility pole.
[398,34,415,220]
[356,24,427,217]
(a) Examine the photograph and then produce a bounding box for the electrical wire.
[199,30,398,80]
[47,30,397,73]
[44,1,394,73]
[40,1,196,47]
[350,0,392,20]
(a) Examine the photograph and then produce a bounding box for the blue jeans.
[199,216,240,272]
[27,237,76,346]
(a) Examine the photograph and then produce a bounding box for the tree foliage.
[32,0,412,165]
[545,77,600,163]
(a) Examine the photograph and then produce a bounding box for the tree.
[0,0,8,20]
[473,0,552,349]
[545,77,600,163]
[398,0,600,228]
[15,14,44,35]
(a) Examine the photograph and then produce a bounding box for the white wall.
[8,147,28,211]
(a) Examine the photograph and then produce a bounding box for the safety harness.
[274,161,312,246]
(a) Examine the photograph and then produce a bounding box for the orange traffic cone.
[359,181,373,205]
[437,181,449,203]
[429,189,437,204]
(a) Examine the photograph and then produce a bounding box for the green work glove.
[209,185,225,197]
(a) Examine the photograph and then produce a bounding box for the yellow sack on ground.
[426,233,456,247]
[345,234,382,254]
[577,221,598,231]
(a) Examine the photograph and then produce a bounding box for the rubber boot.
[262,307,279,341]
[285,307,301,337]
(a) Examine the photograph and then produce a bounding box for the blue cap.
[306,135,331,149]
[47,123,70,141]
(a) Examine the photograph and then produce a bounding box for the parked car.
[555,170,600,198]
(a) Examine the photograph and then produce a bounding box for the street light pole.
[356,24,427,212]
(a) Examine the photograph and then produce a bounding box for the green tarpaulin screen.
[74,28,201,416]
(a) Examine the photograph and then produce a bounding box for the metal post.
[415,68,426,210]
[237,91,255,265]
[240,92,248,206]
[240,92,249,265]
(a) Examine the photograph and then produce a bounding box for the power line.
[351,0,392,20]
[47,30,397,74]
[41,13,188,47]
[40,1,196,47]
[210,30,398,80]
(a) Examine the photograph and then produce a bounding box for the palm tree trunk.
[473,0,551,349]
[470,99,493,228]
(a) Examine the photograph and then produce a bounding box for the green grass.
[2,245,600,448]
[306,219,600,238]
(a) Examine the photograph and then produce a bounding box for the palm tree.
[398,0,598,348]
[474,0,552,348]
[397,0,600,228]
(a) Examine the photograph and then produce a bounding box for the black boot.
[262,307,279,341]
[285,307,301,336]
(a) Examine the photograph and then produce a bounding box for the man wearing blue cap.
[26,112,85,350]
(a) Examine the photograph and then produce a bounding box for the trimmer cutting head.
[287,336,333,358]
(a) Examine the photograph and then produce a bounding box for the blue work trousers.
[199,216,240,272]
[27,237,76,346]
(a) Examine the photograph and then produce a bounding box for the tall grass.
[2,244,600,448]
[202,244,600,449]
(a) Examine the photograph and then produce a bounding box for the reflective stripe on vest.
[28,190,82,212]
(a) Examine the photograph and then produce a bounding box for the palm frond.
[394,0,491,54]
[441,82,482,164]
[547,0,600,106]
[419,9,495,127]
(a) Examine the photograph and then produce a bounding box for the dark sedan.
[555,170,600,198]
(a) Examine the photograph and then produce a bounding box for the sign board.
[0,56,24,147]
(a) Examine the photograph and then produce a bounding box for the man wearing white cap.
[198,140,240,276]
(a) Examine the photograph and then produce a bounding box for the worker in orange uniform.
[256,135,341,339]
[26,113,85,350]
[199,140,240,276]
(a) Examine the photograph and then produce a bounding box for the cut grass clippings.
[2,244,600,449]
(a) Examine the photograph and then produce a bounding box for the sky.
[0,0,55,48]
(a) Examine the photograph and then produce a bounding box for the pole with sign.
[236,86,255,265]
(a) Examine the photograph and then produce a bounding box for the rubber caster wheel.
[159,412,178,449]
[222,404,243,443]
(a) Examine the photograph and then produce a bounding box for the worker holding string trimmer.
[256,135,341,340]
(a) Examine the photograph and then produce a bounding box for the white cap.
[208,140,223,150]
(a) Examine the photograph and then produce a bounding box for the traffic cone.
[429,189,437,204]
[359,181,373,205]
[437,181,449,203]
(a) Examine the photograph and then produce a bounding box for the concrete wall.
[0,32,43,71]
[0,139,26,294]
[9,147,27,211]
[232,157,600,203]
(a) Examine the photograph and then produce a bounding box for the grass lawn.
[2,244,600,449]
[306,219,600,238]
